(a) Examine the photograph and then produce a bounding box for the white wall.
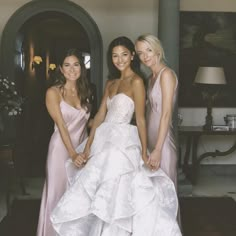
[179,0,236,164]
[0,1,29,37]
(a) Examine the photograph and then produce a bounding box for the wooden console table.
[178,126,236,184]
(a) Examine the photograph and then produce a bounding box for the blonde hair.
[136,34,166,63]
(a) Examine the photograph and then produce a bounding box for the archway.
[0,0,103,175]
[0,0,103,98]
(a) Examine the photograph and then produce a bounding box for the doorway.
[0,0,103,176]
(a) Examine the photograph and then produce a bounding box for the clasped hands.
[72,150,90,168]
[144,148,161,171]
[72,148,161,171]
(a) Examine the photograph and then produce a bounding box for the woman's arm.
[83,80,111,158]
[149,68,176,170]
[46,87,85,167]
[132,76,149,165]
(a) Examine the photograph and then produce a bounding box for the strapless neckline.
[108,93,134,104]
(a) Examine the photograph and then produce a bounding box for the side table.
[178,126,236,184]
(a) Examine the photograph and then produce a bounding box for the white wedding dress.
[51,93,182,236]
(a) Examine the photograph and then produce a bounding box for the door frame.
[0,0,103,99]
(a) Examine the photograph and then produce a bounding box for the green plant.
[0,76,25,116]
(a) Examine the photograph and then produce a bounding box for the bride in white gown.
[51,36,182,236]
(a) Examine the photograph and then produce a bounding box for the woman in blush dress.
[135,34,178,188]
[37,48,91,236]
[50,36,181,236]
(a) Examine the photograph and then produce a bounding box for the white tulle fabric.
[51,93,182,236]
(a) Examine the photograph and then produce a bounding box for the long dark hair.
[50,48,91,110]
[107,36,143,80]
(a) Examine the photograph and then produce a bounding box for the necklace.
[70,87,76,97]
[64,87,77,97]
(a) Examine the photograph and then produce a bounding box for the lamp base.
[203,123,212,130]
[203,105,213,130]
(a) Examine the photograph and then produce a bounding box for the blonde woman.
[135,34,178,187]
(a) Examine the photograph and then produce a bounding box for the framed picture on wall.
[179,11,236,107]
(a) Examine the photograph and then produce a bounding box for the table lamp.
[194,67,226,130]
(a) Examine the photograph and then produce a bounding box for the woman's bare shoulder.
[46,86,61,100]
[132,74,145,86]
[105,79,119,91]
[162,67,176,79]
[160,67,177,88]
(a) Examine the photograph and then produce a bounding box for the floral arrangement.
[0,75,25,116]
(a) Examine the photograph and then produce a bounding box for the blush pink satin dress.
[146,67,178,187]
[36,100,90,236]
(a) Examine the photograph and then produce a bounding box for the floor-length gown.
[51,93,182,236]
[146,67,178,187]
[37,100,89,236]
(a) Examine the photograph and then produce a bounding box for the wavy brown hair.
[51,48,91,111]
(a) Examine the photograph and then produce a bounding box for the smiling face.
[135,40,159,68]
[112,45,134,72]
[60,55,81,81]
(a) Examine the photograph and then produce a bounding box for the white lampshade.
[194,67,226,85]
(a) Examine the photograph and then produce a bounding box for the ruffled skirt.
[51,122,181,236]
